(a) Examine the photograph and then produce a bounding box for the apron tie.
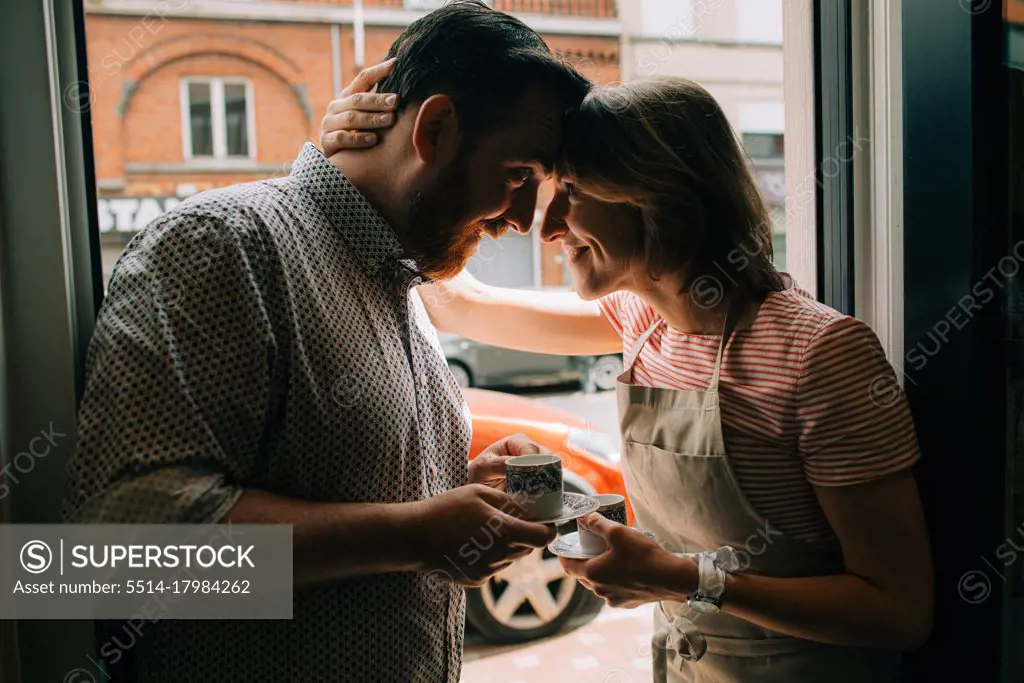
[653,601,709,670]
[654,546,741,664]
[667,613,709,660]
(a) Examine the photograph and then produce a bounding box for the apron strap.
[624,318,663,372]
[625,299,742,387]
[707,302,740,392]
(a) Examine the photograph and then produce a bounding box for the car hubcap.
[591,357,623,392]
[479,547,576,629]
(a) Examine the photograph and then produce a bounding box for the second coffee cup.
[577,494,628,554]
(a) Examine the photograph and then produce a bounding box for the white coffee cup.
[505,454,563,520]
[578,494,627,554]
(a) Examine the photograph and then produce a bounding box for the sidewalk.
[462,603,656,683]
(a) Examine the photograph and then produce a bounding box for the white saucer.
[548,531,603,560]
[524,492,599,525]
[550,527,658,559]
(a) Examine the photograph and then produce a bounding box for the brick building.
[83,0,621,286]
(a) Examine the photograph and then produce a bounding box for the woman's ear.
[410,94,461,167]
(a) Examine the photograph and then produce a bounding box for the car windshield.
[567,427,620,463]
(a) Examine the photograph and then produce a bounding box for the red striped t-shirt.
[599,277,921,548]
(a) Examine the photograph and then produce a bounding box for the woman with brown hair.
[320,64,933,682]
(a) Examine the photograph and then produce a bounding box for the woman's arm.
[563,471,933,651]
[715,317,933,649]
[719,471,933,649]
[421,271,622,356]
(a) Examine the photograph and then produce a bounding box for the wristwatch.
[687,593,722,614]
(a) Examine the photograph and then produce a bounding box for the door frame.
[0,0,102,680]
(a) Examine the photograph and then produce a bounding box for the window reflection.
[187,82,213,157]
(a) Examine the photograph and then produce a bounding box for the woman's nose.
[540,192,569,243]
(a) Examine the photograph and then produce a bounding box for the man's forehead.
[497,100,565,169]
[511,127,561,166]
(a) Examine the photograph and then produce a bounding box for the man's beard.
[406,165,510,281]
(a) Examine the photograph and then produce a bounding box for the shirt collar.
[290,142,404,270]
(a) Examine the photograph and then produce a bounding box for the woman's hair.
[557,77,784,302]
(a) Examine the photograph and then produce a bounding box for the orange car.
[461,388,634,644]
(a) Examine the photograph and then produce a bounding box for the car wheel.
[465,481,605,644]
[447,361,473,388]
[585,355,623,393]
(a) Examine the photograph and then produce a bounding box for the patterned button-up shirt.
[62,142,473,682]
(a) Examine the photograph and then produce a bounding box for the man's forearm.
[224,489,426,589]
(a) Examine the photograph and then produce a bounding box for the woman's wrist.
[657,550,700,602]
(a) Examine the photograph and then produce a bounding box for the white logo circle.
[20,540,53,574]
[64,669,97,683]
[958,569,992,604]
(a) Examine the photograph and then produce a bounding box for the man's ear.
[411,94,461,167]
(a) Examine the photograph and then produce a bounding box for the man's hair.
[376,0,591,137]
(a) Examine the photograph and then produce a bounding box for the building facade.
[84,0,621,286]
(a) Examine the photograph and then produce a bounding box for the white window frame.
[180,77,256,161]
[784,0,903,366]
[781,1,817,298]
[853,0,904,368]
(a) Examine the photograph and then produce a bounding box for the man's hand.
[411,483,557,587]
[468,433,544,491]
[559,513,696,608]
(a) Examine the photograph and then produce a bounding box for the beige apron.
[616,306,902,683]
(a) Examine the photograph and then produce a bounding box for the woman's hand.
[320,58,400,157]
[560,514,697,608]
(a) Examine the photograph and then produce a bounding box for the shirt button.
[420,374,428,388]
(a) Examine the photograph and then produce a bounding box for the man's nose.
[504,184,540,234]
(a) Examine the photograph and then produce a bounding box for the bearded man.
[61,2,590,681]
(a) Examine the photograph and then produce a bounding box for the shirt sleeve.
[796,316,921,486]
[62,209,275,523]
